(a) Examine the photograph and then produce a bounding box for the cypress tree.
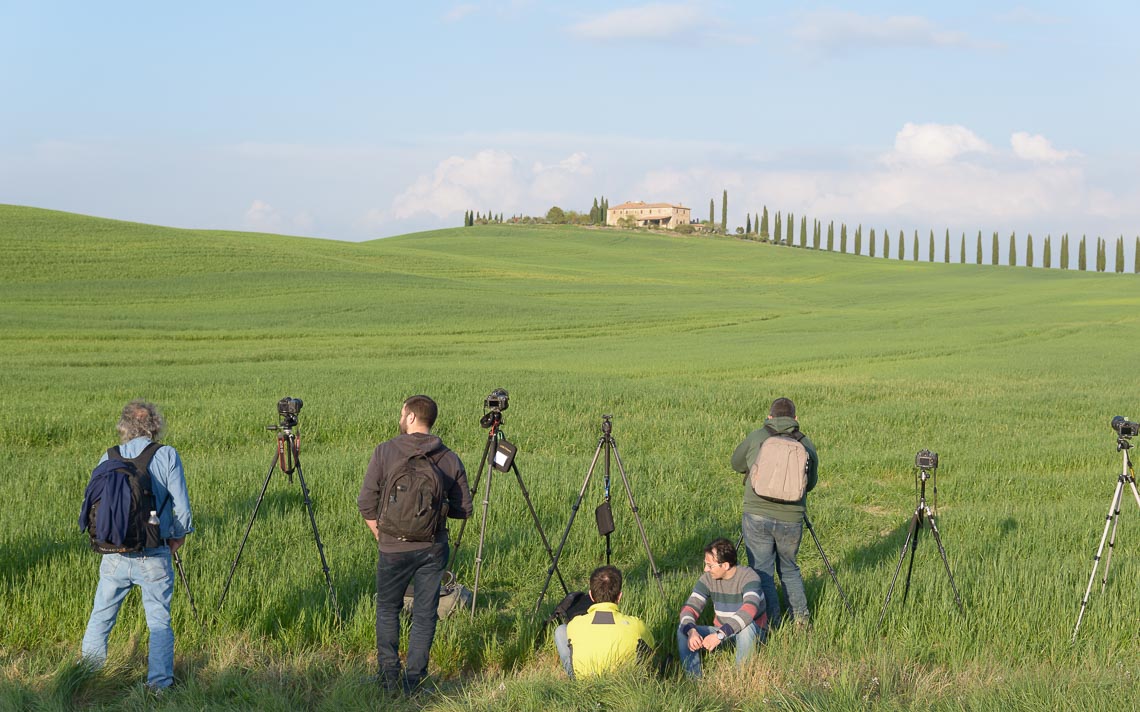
[760,207,769,241]
[827,221,835,251]
[590,198,599,224]
[709,199,714,227]
[883,229,890,259]
[746,214,751,235]
[992,231,999,266]
[912,230,919,261]
[898,230,905,260]
[813,220,821,250]
[1135,237,1140,274]
[1078,236,1087,270]
[1009,232,1017,267]
[800,215,808,248]
[840,223,847,253]
[869,228,876,257]
[721,190,728,233]
[1026,234,1034,267]
[976,231,983,264]
[855,225,862,256]
[1096,238,1106,272]
[603,198,608,224]
[1061,234,1069,269]
[1044,236,1051,268]
[786,212,794,245]
[1116,236,1125,273]
[943,229,949,263]
[960,233,965,264]
[774,212,781,243]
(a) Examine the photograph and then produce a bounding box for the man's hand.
[168,537,185,555]
[701,632,723,651]
[687,630,704,652]
[364,518,380,541]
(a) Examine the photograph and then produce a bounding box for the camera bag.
[377,451,447,542]
[80,442,165,554]
[749,425,809,504]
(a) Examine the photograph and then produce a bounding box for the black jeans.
[375,541,449,682]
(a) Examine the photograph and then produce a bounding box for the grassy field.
[1,204,1138,711]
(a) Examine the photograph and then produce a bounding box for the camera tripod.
[172,551,200,624]
[453,410,567,616]
[535,415,665,614]
[877,464,963,627]
[736,514,856,618]
[1071,434,1140,639]
[218,420,338,617]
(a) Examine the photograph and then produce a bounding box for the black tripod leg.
[534,441,602,614]
[925,510,964,616]
[878,510,920,628]
[469,459,496,616]
[901,511,922,605]
[172,550,200,625]
[291,448,339,620]
[610,441,666,598]
[803,516,855,617]
[219,449,278,612]
[454,433,493,555]
[510,461,568,596]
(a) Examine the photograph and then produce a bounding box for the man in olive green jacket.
[731,397,818,629]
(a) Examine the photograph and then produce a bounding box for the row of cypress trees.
[738,206,1139,273]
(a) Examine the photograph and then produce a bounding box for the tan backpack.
[749,425,809,503]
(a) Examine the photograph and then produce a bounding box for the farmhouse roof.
[610,201,689,210]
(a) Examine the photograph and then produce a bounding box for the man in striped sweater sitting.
[676,538,767,678]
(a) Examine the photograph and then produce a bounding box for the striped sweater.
[679,566,767,638]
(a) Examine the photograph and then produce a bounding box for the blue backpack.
[79,442,166,553]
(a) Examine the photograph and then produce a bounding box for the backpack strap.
[764,423,805,441]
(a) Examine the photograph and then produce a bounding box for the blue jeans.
[675,622,763,678]
[81,548,175,688]
[553,623,574,678]
[742,512,809,626]
[375,542,448,684]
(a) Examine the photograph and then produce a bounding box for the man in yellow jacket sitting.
[554,565,655,679]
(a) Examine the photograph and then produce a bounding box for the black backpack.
[377,451,447,542]
[82,442,166,554]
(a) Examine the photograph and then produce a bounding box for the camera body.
[1111,416,1138,439]
[915,449,939,470]
[277,396,303,427]
[484,388,509,412]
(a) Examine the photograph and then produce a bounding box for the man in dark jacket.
[358,395,472,693]
[731,397,818,630]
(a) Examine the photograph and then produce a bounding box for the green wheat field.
[1,205,1138,711]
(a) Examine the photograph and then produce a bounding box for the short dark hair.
[704,538,737,567]
[403,395,438,428]
[589,565,623,603]
[769,397,796,418]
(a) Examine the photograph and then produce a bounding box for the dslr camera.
[484,388,509,412]
[915,449,939,470]
[1111,416,1139,439]
[277,396,303,427]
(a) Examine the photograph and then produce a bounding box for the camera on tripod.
[1110,416,1138,439]
[480,388,509,428]
[277,396,303,428]
[915,449,939,470]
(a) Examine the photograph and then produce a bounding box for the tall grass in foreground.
[0,206,1137,710]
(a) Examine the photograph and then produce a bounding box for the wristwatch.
[715,630,726,641]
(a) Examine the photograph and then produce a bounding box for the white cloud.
[569,3,706,42]
[1011,131,1079,163]
[884,123,992,165]
[444,4,478,22]
[793,11,998,52]
[243,200,314,235]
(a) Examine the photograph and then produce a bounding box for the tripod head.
[601,414,613,437]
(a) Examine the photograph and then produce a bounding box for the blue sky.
[2,1,1138,247]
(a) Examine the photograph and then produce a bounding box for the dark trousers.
[375,541,449,682]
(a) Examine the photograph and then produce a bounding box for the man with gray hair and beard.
[80,400,193,691]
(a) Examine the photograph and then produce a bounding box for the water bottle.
[147,510,160,526]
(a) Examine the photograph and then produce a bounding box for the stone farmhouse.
[606,201,692,229]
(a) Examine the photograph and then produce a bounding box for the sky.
[2,1,1139,246]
